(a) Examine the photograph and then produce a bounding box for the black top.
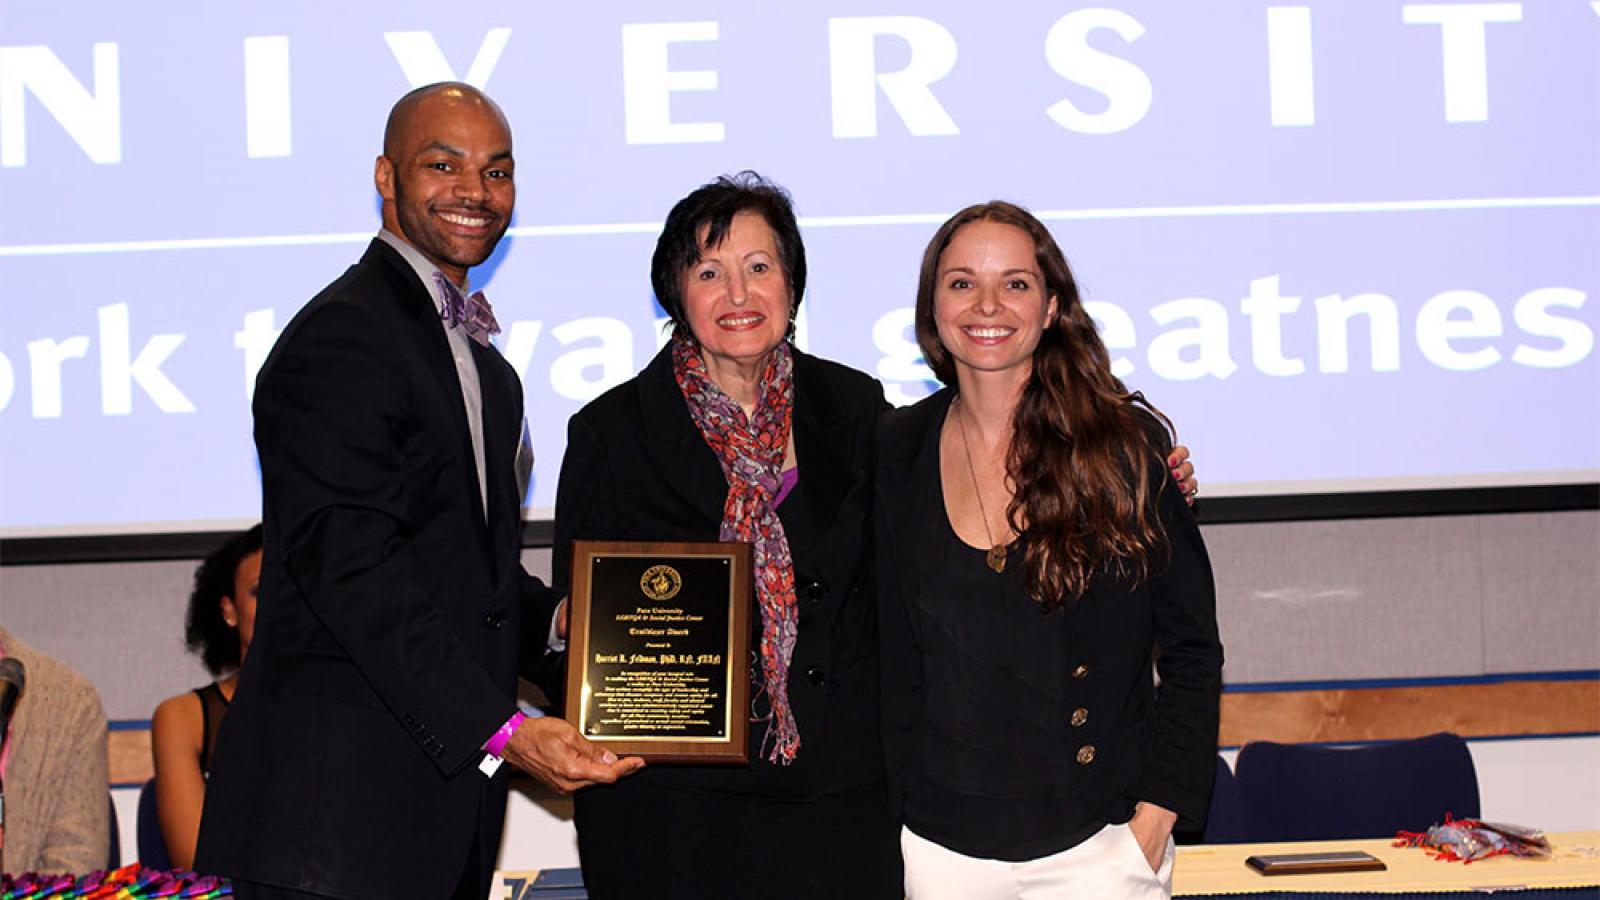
[553,344,901,896]
[552,343,890,800]
[194,682,229,776]
[876,388,1224,862]
[900,448,1105,860]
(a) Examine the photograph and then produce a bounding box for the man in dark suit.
[195,83,642,900]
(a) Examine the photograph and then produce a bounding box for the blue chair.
[1176,755,1247,845]
[137,777,174,869]
[1202,755,1246,843]
[1233,732,1480,842]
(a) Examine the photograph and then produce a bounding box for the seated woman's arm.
[150,692,207,869]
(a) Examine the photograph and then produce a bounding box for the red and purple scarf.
[672,335,801,764]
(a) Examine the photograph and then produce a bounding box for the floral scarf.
[672,335,800,764]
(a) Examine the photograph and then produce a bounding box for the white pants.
[902,822,1175,899]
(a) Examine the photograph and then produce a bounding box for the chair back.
[1202,755,1247,843]
[137,777,174,869]
[1233,732,1480,842]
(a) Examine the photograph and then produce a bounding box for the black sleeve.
[873,409,925,799]
[1134,464,1224,830]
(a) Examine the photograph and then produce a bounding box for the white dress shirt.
[377,229,488,518]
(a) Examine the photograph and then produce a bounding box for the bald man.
[195,84,641,900]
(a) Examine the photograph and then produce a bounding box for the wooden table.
[1175,830,1600,896]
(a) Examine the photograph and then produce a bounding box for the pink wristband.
[484,709,528,758]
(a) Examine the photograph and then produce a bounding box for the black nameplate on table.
[1246,850,1388,875]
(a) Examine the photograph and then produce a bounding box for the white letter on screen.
[233,309,281,402]
[1401,3,1522,123]
[99,304,194,415]
[244,37,292,158]
[1512,287,1592,368]
[1044,9,1152,135]
[828,17,960,139]
[549,318,634,400]
[622,22,725,145]
[1314,292,1402,373]
[1267,7,1315,127]
[383,28,511,88]
[1084,300,1137,378]
[0,351,12,412]
[872,308,937,406]
[1240,276,1306,376]
[1147,298,1238,381]
[26,335,89,418]
[0,43,121,166]
[1416,289,1503,370]
[501,320,544,382]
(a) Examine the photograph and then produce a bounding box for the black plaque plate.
[564,540,752,763]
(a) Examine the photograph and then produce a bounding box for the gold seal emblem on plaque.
[640,565,682,601]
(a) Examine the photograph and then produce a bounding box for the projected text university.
[0,4,1591,165]
[2,273,1588,420]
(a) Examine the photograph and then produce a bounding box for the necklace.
[953,396,1008,574]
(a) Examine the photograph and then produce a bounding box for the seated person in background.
[0,626,111,874]
[150,525,261,869]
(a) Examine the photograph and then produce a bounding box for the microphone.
[0,657,23,741]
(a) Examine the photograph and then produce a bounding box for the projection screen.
[1,2,1595,537]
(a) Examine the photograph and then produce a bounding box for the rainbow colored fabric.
[1,865,230,899]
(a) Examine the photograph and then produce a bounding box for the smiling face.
[932,219,1059,384]
[681,209,793,378]
[376,86,514,285]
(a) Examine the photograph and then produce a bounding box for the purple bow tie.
[433,271,501,347]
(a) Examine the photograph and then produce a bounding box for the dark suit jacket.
[551,343,887,799]
[196,240,559,900]
[875,389,1223,846]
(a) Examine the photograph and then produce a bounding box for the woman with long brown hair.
[875,201,1223,897]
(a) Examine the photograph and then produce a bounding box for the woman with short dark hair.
[553,172,903,897]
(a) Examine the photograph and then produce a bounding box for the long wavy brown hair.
[915,201,1173,609]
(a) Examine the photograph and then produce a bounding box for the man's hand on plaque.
[503,716,645,794]
[555,596,569,641]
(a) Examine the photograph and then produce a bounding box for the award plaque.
[564,540,752,763]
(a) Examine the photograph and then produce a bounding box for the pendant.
[986,544,1007,574]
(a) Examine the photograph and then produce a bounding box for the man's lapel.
[473,340,522,575]
[367,240,494,567]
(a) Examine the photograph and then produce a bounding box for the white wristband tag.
[479,753,504,778]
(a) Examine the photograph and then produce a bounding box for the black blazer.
[875,389,1223,841]
[551,343,887,798]
[196,240,559,899]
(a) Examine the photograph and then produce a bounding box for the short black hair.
[650,171,807,339]
[184,525,263,675]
